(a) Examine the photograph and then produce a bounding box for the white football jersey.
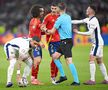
[5,37,31,60]
[72,16,104,45]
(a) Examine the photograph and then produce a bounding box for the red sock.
[50,60,58,78]
[31,65,39,79]
[55,64,58,77]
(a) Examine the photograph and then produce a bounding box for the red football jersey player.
[42,3,61,84]
[29,4,45,85]
[29,18,41,40]
[43,13,60,43]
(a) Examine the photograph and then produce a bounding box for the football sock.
[90,61,96,81]
[55,64,58,77]
[54,59,65,77]
[31,65,39,79]
[23,65,31,78]
[99,63,108,80]
[51,60,58,78]
[7,59,16,83]
[68,63,79,83]
[23,58,32,78]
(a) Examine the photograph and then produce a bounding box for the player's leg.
[66,57,80,85]
[31,47,41,80]
[96,57,108,84]
[63,39,80,85]
[31,64,39,81]
[52,40,70,84]
[23,57,32,78]
[54,64,58,77]
[48,42,59,83]
[96,46,108,84]
[31,57,44,85]
[4,44,17,87]
[50,60,58,81]
[21,57,33,86]
[31,56,41,79]
[31,46,44,85]
[6,59,17,87]
[84,45,96,85]
[52,52,67,84]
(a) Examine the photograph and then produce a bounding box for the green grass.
[0,45,108,90]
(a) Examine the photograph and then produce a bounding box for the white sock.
[22,58,32,78]
[22,65,31,78]
[7,59,16,83]
[90,62,96,81]
[99,63,108,80]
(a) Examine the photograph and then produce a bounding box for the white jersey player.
[72,17,104,45]
[72,5,108,85]
[4,37,44,87]
[4,37,32,60]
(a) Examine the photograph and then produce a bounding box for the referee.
[42,2,80,85]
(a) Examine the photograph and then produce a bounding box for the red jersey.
[29,18,41,40]
[43,13,60,42]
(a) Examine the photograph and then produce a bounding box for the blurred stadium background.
[0,0,108,45]
[0,0,108,90]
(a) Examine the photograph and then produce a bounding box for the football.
[22,77,28,86]
[18,77,28,87]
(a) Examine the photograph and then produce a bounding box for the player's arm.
[41,26,56,34]
[40,24,47,33]
[41,17,61,34]
[38,41,45,48]
[32,36,45,48]
[29,19,38,37]
[41,22,56,34]
[73,19,96,35]
[41,14,48,29]
[41,15,52,34]
[73,28,94,36]
[72,20,84,24]
[14,49,21,82]
[34,40,45,48]
[16,60,22,82]
[72,18,89,24]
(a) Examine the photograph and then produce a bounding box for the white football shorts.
[90,44,103,57]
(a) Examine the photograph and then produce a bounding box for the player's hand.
[41,25,47,32]
[39,42,45,48]
[16,74,21,82]
[73,28,78,33]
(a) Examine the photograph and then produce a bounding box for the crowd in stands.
[0,0,108,34]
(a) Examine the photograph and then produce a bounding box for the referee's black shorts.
[57,38,73,58]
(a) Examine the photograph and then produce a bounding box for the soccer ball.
[18,77,28,87]
[18,79,24,87]
[22,77,28,86]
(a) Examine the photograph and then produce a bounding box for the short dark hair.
[30,4,43,18]
[32,36,40,42]
[51,2,58,6]
[89,4,97,12]
[57,2,66,10]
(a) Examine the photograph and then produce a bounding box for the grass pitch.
[0,45,108,90]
